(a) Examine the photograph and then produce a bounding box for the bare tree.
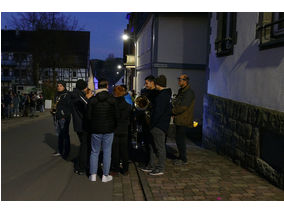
[9,12,84,94]
[10,12,81,31]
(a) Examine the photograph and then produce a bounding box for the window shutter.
[215,13,225,51]
[231,13,237,44]
[262,12,273,43]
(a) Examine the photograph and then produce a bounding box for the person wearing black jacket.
[71,79,93,175]
[87,79,118,183]
[111,86,131,176]
[53,80,72,159]
[143,75,172,176]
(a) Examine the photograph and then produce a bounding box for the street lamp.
[117,65,122,69]
[116,72,119,75]
[122,34,129,41]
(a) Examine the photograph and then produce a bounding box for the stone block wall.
[202,94,284,189]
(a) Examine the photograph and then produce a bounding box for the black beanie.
[57,80,66,88]
[156,75,167,87]
[76,79,88,90]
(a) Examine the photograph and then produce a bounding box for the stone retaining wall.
[202,94,284,189]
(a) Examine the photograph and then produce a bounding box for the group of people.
[51,73,195,183]
[2,91,44,119]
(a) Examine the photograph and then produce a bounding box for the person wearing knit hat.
[53,80,72,159]
[76,79,88,91]
[57,80,66,89]
[71,79,92,175]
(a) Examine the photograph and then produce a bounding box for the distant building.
[1,30,90,93]
[203,12,284,189]
[123,12,210,121]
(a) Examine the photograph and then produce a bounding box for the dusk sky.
[1,12,129,60]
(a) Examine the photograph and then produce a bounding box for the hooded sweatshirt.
[150,88,172,133]
[87,90,118,134]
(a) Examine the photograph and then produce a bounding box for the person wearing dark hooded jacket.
[142,75,172,176]
[71,79,92,175]
[53,80,72,159]
[87,79,119,183]
[111,85,131,176]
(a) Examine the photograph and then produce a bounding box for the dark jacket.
[150,88,172,133]
[115,96,131,135]
[87,90,118,134]
[71,88,88,133]
[172,85,195,128]
[55,90,72,120]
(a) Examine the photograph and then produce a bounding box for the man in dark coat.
[172,74,195,165]
[111,85,131,176]
[71,79,93,175]
[87,79,118,183]
[141,75,172,176]
[53,80,72,159]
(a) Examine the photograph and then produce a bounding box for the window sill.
[259,38,284,50]
[216,48,234,57]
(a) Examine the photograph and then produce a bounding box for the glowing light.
[117,65,122,69]
[193,121,198,128]
[122,34,129,40]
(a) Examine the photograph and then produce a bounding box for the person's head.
[121,84,127,91]
[57,80,66,92]
[76,79,88,93]
[178,74,189,88]
[144,75,156,90]
[113,85,126,97]
[155,75,167,90]
[98,79,108,89]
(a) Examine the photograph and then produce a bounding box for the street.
[1,114,112,201]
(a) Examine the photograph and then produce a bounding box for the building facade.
[1,30,90,93]
[124,13,210,121]
[203,12,284,189]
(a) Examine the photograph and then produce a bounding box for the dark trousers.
[75,131,90,172]
[175,125,188,162]
[148,127,166,171]
[57,118,71,159]
[111,133,129,173]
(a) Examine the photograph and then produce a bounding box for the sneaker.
[139,166,153,173]
[173,159,188,166]
[53,152,61,156]
[89,174,96,181]
[149,169,164,176]
[102,175,113,183]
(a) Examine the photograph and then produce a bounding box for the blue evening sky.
[1,12,129,60]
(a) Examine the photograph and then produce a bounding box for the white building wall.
[157,14,208,64]
[158,68,206,120]
[136,69,151,95]
[208,12,284,112]
[136,16,153,68]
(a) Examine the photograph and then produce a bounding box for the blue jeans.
[56,118,71,159]
[90,133,114,176]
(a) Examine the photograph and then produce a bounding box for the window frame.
[257,12,284,50]
[215,12,238,57]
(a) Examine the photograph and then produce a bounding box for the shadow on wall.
[231,40,283,73]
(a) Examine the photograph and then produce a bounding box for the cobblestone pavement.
[112,162,145,201]
[125,139,284,201]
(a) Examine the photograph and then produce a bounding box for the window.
[257,12,284,50]
[72,71,77,78]
[215,13,237,57]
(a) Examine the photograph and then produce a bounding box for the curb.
[133,162,154,201]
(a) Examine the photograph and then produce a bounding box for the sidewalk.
[116,138,284,201]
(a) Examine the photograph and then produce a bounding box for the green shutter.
[215,13,225,51]
[262,12,273,43]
